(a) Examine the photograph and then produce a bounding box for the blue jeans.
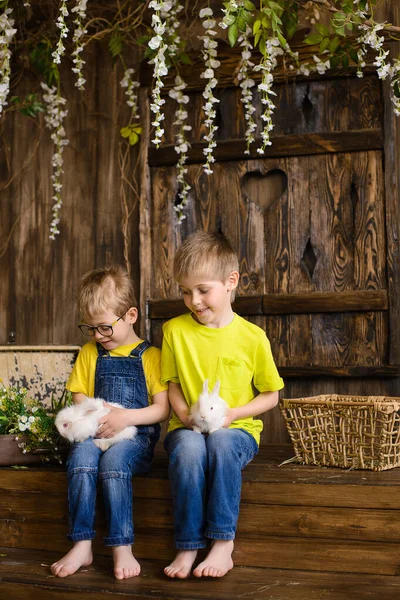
[164,428,258,550]
[66,434,155,546]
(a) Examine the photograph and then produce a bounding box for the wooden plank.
[1,519,399,575]
[148,130,383,166]
[2,548,400,600]
[148,290,387,319]
[3,491,400,544]
[262,290,388,314]
[160,78,382,146]
[279,365,399,378]
[232,535,400,575]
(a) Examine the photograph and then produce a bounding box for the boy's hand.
[180,414,194,429]
[222,407,236,428]
[97,403,129,438]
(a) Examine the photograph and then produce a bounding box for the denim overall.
[66,340,159,546]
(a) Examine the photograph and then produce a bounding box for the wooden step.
[1,547,400,600]
[1,445,400,577]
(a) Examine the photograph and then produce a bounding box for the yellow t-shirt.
[161,313,284,444]
[67,340,167,403]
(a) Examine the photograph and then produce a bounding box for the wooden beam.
[279,366,399,378]
[148,290,387,319]
[148,130,383,166]
[262,290,388,315]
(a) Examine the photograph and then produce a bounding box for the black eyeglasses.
[78,311,128,337]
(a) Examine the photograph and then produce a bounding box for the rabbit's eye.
[210,407,213,410]
[63,423,68,428]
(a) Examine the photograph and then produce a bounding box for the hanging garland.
[1,0,400,236]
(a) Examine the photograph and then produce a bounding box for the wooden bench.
[1,444,400,599]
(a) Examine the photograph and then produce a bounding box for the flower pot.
[0,434,48,466]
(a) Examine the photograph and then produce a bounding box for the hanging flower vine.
[169,75,192,223]
[199,6,220,175]
[0,6,17,115]
[41,83,69,240]
[52,0,69,65]
[71,0,88,90]
[2,0,400,237]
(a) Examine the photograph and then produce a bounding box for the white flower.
[149,35,162,50]
[199,8,213,18]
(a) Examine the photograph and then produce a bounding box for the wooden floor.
[1,444,400,599]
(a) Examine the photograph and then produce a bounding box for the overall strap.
[130,340,151,358]
[97,343,109,357]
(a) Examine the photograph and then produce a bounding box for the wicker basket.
[280,394,400,471]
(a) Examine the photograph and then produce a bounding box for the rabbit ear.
[211,380,220,395]
[83,408,99,416]
[202,379,209,394]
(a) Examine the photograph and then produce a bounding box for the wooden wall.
[0,43,140,346]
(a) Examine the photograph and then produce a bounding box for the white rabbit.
[55,397,137,451]
[190,380,228,434]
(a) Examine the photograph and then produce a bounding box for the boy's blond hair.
[174,231,239,297]
[78,266,137,320]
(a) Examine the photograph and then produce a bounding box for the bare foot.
[112,545,141,579]
[50,540,93,577]
[193,540,234,578]
[164,549,198,579]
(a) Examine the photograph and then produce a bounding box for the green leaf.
[304,34,323,46]
[30,41,59,87]
[11,465,29,469]
[228,22,239,47]
[253,19,261,35]
[341,55,349,70]
[330,55,340,69]
[277,31,287,49]
[179,52,192,65]
[319,37,330,54]
[349,48,358,64]
[393,81,400,99]
[129,132,139,145]
[329,37,340,53]
[334,26,345,37]
[259,37,266,56]
[109,31,123,58]
[316,24,329,36]
[120,127,131,139]
[237,15,246,31]
[244,0,256,9]
[282,6,298,40]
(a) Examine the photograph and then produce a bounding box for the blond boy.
[161,232,284,578]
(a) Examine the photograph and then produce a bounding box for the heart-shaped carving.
[241,169,288,211]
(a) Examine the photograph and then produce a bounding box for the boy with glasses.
[51,266,169,580]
